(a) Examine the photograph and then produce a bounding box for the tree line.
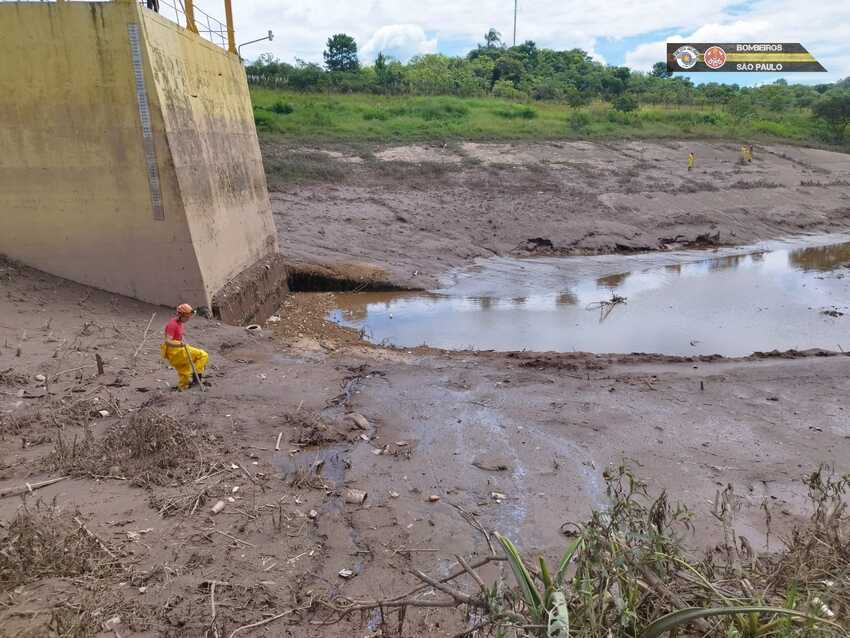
[246,30,850,141]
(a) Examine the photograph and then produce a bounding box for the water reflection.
[330,237,850,356]
[479,296,496,310]
[789,243,850,272]
[707,253,749,272]
[557,291,578,306]
[597,272,629,289]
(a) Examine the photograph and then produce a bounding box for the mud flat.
[0,139,848,636]
[2,258,850,635]
[272,139,850,289]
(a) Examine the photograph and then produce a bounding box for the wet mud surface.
[272,140,850,289]
[2,254,850,636]
[1,139,850,636]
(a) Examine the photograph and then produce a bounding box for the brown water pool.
[329,235,850,356]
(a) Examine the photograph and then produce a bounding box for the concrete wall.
[139,10,277,300]
[0,1,277,311]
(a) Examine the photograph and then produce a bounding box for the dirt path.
[2,254,849,636]
[270,140,850,288]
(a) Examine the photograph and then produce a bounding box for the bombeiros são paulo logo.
[703,46,727,69]
[666,42,826,73]
[673,45,699,69]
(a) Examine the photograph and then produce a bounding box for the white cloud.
[624,38,678,74]
[362,24,438,61]
[231,0,740,64]
[226,0,849,82]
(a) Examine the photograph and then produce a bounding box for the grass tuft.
[0,502,119,591]
[47,408,219,487]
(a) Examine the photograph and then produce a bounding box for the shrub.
[494,105,538,120]
[492,79,528,100]
[270,100,295,114]
[612,94,639,112]
[362,109,390,121]
[812,92,850,141]
[568,110,591,131]
[253,108,275,130]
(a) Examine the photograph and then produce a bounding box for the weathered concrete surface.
[0,1,276,312]
[211,253,289,324]
[141,9,277,302]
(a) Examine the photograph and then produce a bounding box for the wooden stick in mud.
[0,476,69,499]
[229,608,301,638]
[133,313,156,362]
[73,516,117,560]
[184,343,205,392]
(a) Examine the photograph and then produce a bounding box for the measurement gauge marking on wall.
[128,23,165,221]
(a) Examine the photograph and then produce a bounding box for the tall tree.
[484,28,503,48]
[812,92,850,141]
[650,61,672,78]
[374,52,404,94]
[324,33,359,72]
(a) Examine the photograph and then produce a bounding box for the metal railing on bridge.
[138,0,232,51]
[0,0,236,53]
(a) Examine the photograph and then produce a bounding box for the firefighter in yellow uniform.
[161,304,208,391]
[687,152,695,171]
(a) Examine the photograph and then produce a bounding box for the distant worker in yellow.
[740,144,748,163]
[747,144,754,163]
[687,151,695,171]
[161,304,208,391]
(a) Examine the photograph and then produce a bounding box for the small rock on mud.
[344,412,370,430]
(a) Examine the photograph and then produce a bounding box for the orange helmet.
[176,303,193,317]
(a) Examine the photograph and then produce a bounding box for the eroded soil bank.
[271,140,850,289]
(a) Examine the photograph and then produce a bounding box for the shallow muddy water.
[329,235,850,356]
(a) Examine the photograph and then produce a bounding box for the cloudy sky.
[230,0,850,84]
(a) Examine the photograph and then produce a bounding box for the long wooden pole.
[185,0,199,34]
[184,344,205,392]
[223,0,237,55]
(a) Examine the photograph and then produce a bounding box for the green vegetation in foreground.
[326,466,849,637]
[251,89,840,147]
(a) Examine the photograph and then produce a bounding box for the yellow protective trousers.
[160,343,208,390]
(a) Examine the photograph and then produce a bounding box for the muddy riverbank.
[271,140,850,289]
[1,139,849,636]
[2,254,849,636]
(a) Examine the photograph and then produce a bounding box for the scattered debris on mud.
[2,140,850,636]
[46,408,221,487]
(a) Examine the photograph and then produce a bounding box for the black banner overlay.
[666,43,826,73]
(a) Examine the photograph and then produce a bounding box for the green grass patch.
[493,104,539,120]
[250,89,844,149]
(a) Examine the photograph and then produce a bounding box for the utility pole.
[513,0,518,46]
